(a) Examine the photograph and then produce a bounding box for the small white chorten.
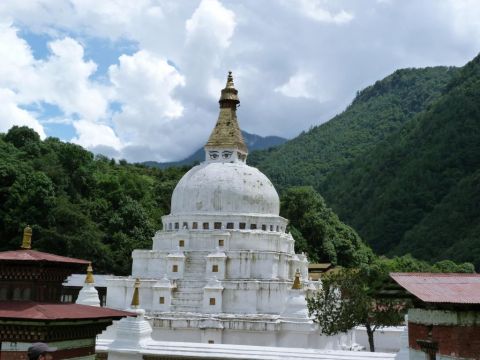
[76,263,100,307]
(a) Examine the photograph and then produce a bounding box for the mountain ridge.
[144,131,286,169]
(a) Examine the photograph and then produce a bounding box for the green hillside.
[322,54,480,267]
[249,66,458,192]
[0,126,187,274]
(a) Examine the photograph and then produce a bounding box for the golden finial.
[218,71,240,106]
[226,71,234,88]
[131,278,141,308]
[292,269,302,290]
[21,225,32,250]
[85,263,95,284]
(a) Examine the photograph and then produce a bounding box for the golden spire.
[131,278,141,308]
[205,71,248,154]
[292,269,302,290]
[21,225,32,250]
[85,262,95,284]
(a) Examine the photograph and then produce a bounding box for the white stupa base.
[75,283,100,307]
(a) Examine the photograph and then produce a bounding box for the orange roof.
[0,249,89,264]
[390,272,480,304]
[0,301,134,320]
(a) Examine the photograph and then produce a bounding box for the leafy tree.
[307,255,474,352]
[307,266,404,352]
[0,126,188,274]
[281,186,374,266]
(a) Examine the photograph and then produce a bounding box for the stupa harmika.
[105,72,353,349]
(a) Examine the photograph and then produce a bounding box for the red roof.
[0,301,134,320]
[0,250,89,264]
[390,272,480,304]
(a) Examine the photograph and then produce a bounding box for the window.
[270,225,274,231]
[209,298,216,305]
[183,222,188,229]
[239,222,246,229]
[203,222,209,230]
[214,222,222,229]
[261,224,267,231]
[208,340,214,344]
[218,239,224,247]
[226,222,234,229]
[159,296,165,304]
[179,240,185,247]
[212,265,219,272]
[250,224,257,230]
[276,225,279,232]
[192,222,198,229]
[172,265,178,272]
[174,222,179,230]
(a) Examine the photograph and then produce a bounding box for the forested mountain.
[144,131,286,169]
[249,66,458,192]
[322,54,480,267]
[0,126,187,275]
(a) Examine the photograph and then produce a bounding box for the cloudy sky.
[0,0,479,162]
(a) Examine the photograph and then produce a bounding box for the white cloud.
[71,119,121,150]
[275,72,315,99]
[0,89,46,138]
[25,37,110,121]
[186,0,236,48]
[1,0,480,162]
[295,0,354,24]
[109,50,185,120]
[107,50,187,160]
[440,0,480,47]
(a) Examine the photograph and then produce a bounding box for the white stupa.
[105,72,353,349]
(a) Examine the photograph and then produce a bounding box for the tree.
[307,266,404,352]
[281,186,374,266]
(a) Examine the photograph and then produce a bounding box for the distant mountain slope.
[144,131,286,169]
[322,54,480,267]
[249,67,458,192]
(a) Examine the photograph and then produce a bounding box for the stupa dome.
[171,161,280,215]
[171,72,280,216]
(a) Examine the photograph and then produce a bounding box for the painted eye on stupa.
[222,151,233,159]
[209,151,219,159]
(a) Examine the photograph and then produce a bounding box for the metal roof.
[0,249,89,264]
[390,272,480,304]
[0,301,134,320]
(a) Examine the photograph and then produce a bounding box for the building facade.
[391,272,480,360]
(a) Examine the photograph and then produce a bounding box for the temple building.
[104,72,353,349]
[0,226,132,360]
[391,273,480,360]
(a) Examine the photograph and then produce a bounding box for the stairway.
[171,252,207,312]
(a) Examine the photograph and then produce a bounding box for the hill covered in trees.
[249,66,458,192]
[0,126,187,274]
[251,55,480,268]
[322,54,480,267]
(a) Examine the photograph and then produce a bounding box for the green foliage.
[0,126,187,274]
[321,54,480,268]
[250,67,457,193]
[307,266,404,352]
[281,186,374,266]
